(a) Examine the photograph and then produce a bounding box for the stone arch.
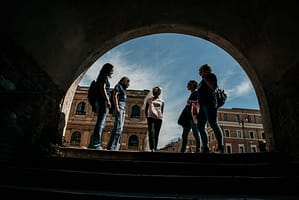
[3,1,299,161]
[63,24,273,150]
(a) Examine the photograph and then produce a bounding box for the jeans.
[89,100,108,149]
[197,105,224,152]
[181,120,201,153]
[107,101,126,151]
[147,117,162,151]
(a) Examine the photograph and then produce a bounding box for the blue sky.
[79,33,259,149]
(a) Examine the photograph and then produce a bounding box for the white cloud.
[226,79,252,101]
[78,33,259,149]
[235,80,251,95]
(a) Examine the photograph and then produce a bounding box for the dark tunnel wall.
[1,0,299,161]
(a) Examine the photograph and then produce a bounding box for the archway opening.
[62,30,272,154]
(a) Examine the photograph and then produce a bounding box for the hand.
[106,100,111,108]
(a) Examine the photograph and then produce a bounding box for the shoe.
[95,146,103,150]
[203,147,210,153]
[218,145,224,153]
[214,149,224,153]
[217,145,224,153]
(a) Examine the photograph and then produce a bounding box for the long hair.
[96,63,113,81]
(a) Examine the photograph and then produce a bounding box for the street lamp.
[238,112,248,152]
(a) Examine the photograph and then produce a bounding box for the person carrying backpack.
[197,64,224,153]
[88,63,114,150]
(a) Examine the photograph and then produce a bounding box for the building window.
[223,113,228,121]
[224,129,230,137]
[238,144,245,153]
[76,102,86,115]
[251,145,257,152]
[258,116,263,124]
[128,135,139,147]
[235,114,240,122]
[70,131,81,146]
[237,130,243,138]
[249,131,255,139]
[131,105,141,118]
[247,115,251,123]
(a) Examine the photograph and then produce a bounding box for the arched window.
[70,131,81,146]
[76,102,86,115]
[128,135,139,147]
[131,105,141,118]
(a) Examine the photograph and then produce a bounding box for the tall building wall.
[64,86,150,151]
[161,108,266,153]
[65,86,266,153]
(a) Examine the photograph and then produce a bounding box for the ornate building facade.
[161,108,266,153]
[210,108,266,153]
[63,86,150,151]
[64,86,266,153]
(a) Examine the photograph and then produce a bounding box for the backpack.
[177,105,191,127]
[215,88,227,108]
[88,80,98,112]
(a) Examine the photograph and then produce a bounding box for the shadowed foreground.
[0,148,298,199]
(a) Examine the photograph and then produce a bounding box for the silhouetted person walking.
[197,64,224,153]
[179,80,201,153]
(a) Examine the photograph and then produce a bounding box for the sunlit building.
[161,108,266,153]
[65,86,266,153]
[63,86,150,151]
